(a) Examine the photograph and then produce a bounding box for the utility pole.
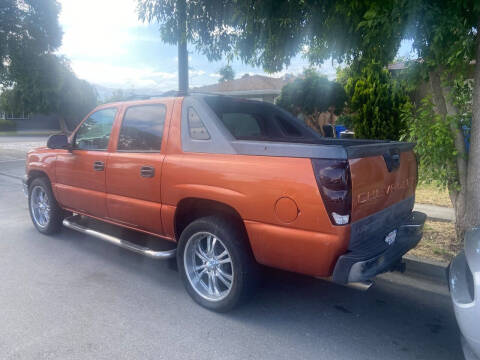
[177,0,188,94]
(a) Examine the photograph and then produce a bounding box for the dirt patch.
[410,220,462,263]
[415,183,452,208]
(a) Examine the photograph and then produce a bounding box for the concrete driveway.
[0,138,464,360]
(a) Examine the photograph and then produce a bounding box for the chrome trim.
[183,231,234,302]
[345,280,373,291]
[317,277,373,291]
[62,215,176,259]
[30,185,50,228]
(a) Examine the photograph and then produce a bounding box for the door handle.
[93,161,105,171]
[140,166,155,178]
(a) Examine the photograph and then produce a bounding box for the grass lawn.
[415,182,452,207]
[410,220,461,263]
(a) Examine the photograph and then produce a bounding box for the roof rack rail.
[120,90,225,102]
[188,90,229,97]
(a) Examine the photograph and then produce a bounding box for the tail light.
[311,159,352,225]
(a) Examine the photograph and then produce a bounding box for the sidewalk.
[414,203,454,222]
[0,129,58,136]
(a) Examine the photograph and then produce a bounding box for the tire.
[28,177,65,234]
[177,216,258,312]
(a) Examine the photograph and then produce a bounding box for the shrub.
[342,63,409,140]
[401,97,457,188]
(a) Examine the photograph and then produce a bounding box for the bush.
[401,97,457,188]
[0,119,16,131]
[277,68,346,116]
[342,63,409,140]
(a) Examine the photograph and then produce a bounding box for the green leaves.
[136,0,478,78]
[218,65,235,82]
[0,55,97,130]
[342,62,409,140]
[276,69,346,116]
[0,0,62,86]
[402,96,460,189]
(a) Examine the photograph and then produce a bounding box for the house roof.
[193,74,292,95]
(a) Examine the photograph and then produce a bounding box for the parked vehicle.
[24,95,425,311]
[449,229,480,360]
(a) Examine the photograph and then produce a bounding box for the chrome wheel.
[184,232,234,302]
[30,185,50,228]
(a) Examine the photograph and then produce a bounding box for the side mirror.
[47,134,71,150]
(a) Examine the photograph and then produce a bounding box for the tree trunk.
[443,84,468,239]
[464,21,480,229]
[177,0,188,94]
[429,69,468,239]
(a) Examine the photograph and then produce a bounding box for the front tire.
[28,177,64,234]
[177,216,258,312]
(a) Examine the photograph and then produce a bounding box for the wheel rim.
[30,185,50,228]
[184,232,234,302]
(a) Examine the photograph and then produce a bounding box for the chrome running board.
[63,215,176,259]
[345,280,373,291]
[317,277,373,291]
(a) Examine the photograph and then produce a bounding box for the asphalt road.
[0,136,464,360]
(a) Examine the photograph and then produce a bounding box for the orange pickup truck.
[24,95,426,311]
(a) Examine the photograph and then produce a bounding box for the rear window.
[203,97,318,142]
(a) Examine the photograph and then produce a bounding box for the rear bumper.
[332,211,426,283]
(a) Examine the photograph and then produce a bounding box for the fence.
[0,112,31,121]
[0,113,60,131]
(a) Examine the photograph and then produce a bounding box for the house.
[193,74,294,103]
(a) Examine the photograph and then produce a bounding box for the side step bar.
[63,215,176,259]
[317,277,373,291]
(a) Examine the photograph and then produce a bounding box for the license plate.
[385,229,397,245]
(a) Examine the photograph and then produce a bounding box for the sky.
[58,0,414,92]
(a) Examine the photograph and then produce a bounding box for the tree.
[338,63,409,140]
[0,55,97,132]
[393,1,479,237]
[1,0,62,85]
[0,0,97,132]
[277,69,345,114]
[277,69,346,134]
[218,65,235,82]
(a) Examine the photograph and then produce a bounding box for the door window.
[117,104,166,152]
[74,108,117,150]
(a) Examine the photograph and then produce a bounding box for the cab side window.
[74,108,117,150]
[117,104,166,152]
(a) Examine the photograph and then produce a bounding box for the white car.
[449,228,480,360]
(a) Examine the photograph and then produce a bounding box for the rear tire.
[177,216,258,312]
[28,177,65,234]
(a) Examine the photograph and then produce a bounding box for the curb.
[403,254,449,285]
[413,204,454,223]
[424,215,453,223]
